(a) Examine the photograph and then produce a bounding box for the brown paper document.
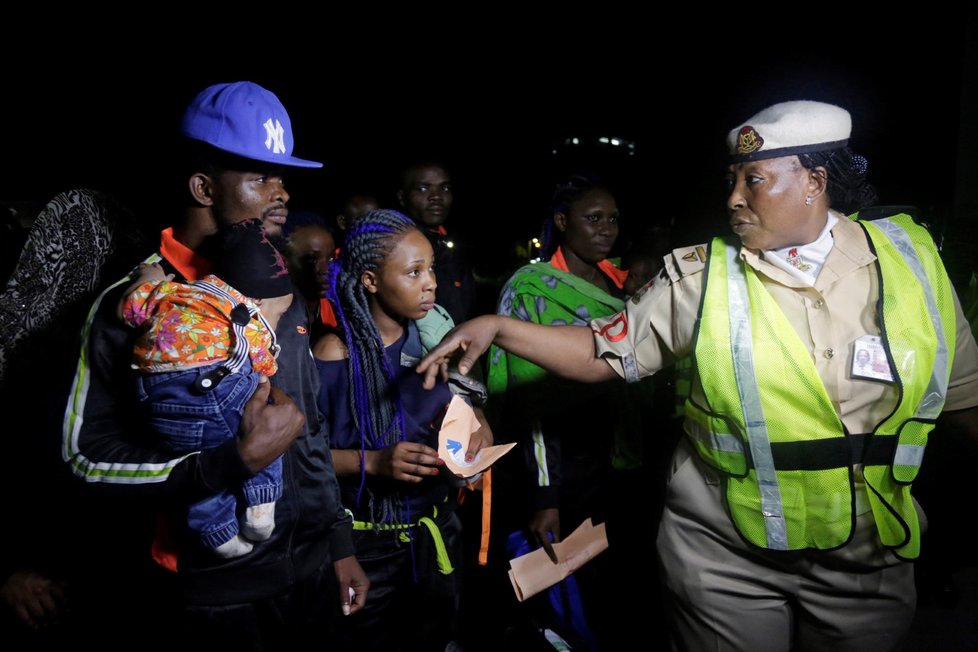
[438,395,516,478]
[507,518,609,602]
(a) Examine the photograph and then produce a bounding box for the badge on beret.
[736,126,764,155]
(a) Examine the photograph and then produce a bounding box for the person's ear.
[336,214,347,231]
[553,212,568,233]
[396,189,407,208]
[807,166,828,202]
[361,270,379,294]
[189,173,215,207]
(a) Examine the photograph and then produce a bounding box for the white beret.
[727,100,851,162]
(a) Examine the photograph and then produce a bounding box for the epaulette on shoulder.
[663,244,709,284]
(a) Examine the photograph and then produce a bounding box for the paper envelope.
[508,518,609,602]
[438,394,516,478]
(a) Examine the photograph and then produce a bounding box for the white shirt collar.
[763,212,838,286]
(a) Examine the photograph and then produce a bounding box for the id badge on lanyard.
[851,334,894,383]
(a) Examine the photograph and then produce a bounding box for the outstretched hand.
[416,315,502,389]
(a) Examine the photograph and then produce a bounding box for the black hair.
[541,173,612,260]
[282,211,335,241]
[325,208,419,526]
[398,160,451,192]
[798,147,879,215]
[175,139,287,206]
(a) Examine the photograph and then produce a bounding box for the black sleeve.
[62,273,254,504]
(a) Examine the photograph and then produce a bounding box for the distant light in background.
[522,237,544,264]
[552,135,638,156]
[445,240,454,249]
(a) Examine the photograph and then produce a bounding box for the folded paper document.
[438,395,516,478]
[508,518,609,602]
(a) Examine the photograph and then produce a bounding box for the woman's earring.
[805,196,813,206]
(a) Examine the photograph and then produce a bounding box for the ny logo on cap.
[263,118,286,155]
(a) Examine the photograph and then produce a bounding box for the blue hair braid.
[326,209,419,528]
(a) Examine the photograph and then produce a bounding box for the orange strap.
[456,467,493,566]
[475,468,492,566]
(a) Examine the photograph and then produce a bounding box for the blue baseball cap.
[179,81,322,169]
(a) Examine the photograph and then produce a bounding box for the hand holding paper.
[438,395,515,478]
[508,518,609,602]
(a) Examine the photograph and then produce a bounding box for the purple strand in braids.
[327,261,372,505]
[326,209,419,528]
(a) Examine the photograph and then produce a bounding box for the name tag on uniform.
[851,335,893,382]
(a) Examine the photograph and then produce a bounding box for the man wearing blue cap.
[62,81,369,647]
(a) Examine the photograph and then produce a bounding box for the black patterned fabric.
[0,190,152,643]
[0,188,148,383]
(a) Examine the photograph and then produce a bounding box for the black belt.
[756,433,898,471]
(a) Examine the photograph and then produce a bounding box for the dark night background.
[4,13,977,293]
[3,14,978,650]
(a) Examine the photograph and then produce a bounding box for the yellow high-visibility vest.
[684,214,955,558]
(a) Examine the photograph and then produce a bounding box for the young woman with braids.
[313,209,492,651]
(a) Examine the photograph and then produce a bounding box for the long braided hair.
[326,209,418,526]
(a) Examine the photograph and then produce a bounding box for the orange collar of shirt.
[549,246,627,290]
[159,227,213,281]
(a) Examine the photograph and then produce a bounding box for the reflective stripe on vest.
[725,242,789,548]
[868,219,949,421]
[685,214,955,556]
[859,215,956,558]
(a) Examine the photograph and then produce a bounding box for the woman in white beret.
[418,99,978,651]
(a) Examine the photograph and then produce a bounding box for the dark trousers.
[338,508,463,652]
[182,556,337,651]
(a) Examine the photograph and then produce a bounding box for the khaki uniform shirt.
[592,213,978,434]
